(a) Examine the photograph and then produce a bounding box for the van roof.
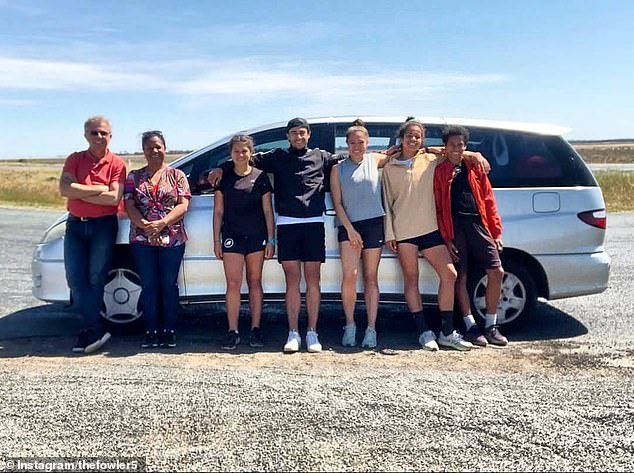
[171,116,572,166]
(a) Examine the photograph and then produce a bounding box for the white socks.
[485,313,497,328]
[463,314,476,330]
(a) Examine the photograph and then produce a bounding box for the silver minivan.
[32,116,610,328]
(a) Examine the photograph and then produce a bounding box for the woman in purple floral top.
[124,130,190,349]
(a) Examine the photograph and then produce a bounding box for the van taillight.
[577,209,607,229]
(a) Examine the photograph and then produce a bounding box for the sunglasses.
[90,130,111,137]
[142,130,163,138]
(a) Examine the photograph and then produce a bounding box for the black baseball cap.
[286,117,310,132]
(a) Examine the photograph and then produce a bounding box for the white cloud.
[0,98,38,106]
[0,57,171,91]
[0,55,507,105]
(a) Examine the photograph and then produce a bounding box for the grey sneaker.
[283,330,301,353]
[418,330,439,351]
[437,330,472,351]
[361,327,377,349]
[306,330,322,353]
[341,324,357,347]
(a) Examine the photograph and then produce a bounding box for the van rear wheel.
[469,260,536,328]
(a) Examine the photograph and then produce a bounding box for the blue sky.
[1,0,633,157]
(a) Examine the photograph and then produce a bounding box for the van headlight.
[40,219,67,244]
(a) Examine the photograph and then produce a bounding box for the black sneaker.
[221,331,240,350]
[464,325,488,348]
[249,327,264,348]
[84,328,111,354]
[72,329,91,353]
[160,330,177,348]
[141,331,159,349]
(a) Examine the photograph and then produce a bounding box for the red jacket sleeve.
[433,164,453,244]
[479,173,503,239]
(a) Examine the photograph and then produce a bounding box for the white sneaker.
[306,330,322,353]
[341,324,357,347]
[437,330,473,351]
[283,330,301,353]
[361,327,377,349]
[418,330,439,352]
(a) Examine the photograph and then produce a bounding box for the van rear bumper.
[536,251,610,300]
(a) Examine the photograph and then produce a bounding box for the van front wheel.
[100,267,143,326]
[469,260,537,328]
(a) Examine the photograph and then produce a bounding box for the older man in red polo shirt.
[59,116,126,354]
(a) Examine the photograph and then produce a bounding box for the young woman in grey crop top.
[330,119,391,349]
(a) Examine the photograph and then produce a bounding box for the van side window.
[334,124,399,153]
[182,143,230,195]
[184,124,336,195]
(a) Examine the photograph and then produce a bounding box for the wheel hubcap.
[473,272,527,325]
[101,268,142,324]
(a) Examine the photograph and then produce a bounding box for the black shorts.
[397,230,444,251]
[453,215,501,273]
[222,234,266,255]
[277,222,325,263]
[337,216,385,249]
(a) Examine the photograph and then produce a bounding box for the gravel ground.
[1,208,633,472]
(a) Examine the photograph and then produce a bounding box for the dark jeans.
[64,214,118,332]
[130,243,185,333]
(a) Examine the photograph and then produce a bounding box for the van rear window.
[468,128,597,188]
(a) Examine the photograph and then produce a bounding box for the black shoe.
[72,329,91,353]
[160,330,177,348]
[84,328,111,354]
[464,325,488,347]
[484,325,509,347]
[249,327,264,348]
[221,331,240,350]
[141,331,159,349]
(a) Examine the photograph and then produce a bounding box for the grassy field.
[0,154,181,210]
[594,172,634,212]
[573,142,634,163]
[0,146,633,211]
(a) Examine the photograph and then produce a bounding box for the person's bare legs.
[455,271,472,317]
[396,243,422,312]
[420,245,457,312]
[304,261,322,332]
[222,253,245,332]
[245,250,265,329]
[485,266,504,315]
[361,248,382,329]
[281,260,302,331]
[339,242,362,326]
[421,244,472,350]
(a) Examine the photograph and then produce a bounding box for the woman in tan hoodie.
[382,117,479,352]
